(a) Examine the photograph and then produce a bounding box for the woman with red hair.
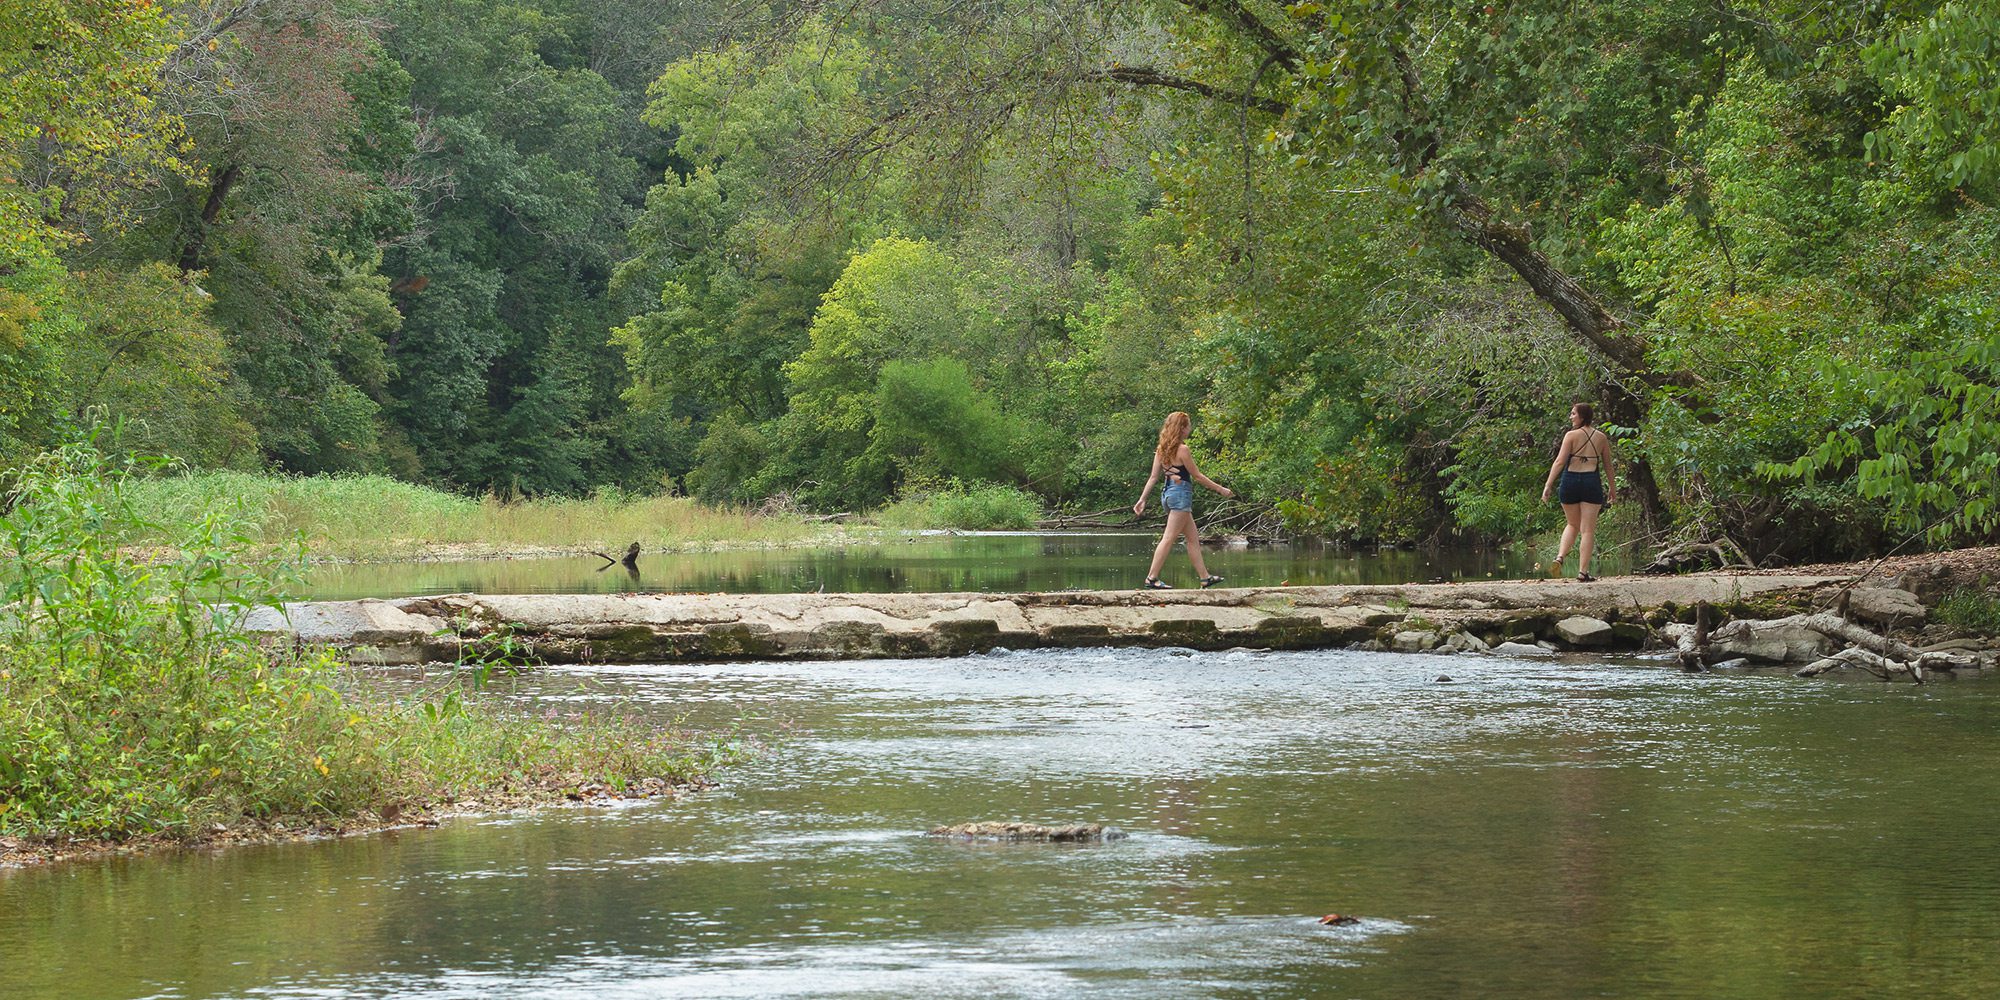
[1132,411,1234,589]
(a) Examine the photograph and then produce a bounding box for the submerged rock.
[927,822,1126,842]
[1491,641,1555,656]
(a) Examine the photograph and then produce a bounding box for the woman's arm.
[1133,453,1163,515]
[1541,432,1574,501]
[1183,448,1234,498]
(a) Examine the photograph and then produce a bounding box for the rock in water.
[927,822,1125,842]
[1318,913,1361,926]
[1554,615,1613,646]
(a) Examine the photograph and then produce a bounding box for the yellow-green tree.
[1,0,189,261]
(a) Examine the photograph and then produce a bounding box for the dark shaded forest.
[6,1,1998,561]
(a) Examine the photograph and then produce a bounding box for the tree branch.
[1081,66,1291,115]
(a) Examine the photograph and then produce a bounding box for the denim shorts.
[1162,480,1194,512]
[1558,470,1606,506]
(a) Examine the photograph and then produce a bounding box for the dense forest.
[4,1,1997,561]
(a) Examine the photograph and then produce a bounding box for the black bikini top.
[1167,464,1191,483]
[1567,430,1604,469]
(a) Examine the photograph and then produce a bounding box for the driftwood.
[1672,607,1976,682]
[1643,536,1757,574]
[1676,600,1712,671]
[1035,507,1136,530]
[591,542,641,572]
[803,512,853,524]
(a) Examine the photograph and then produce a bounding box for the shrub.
[877,480,1042,531]
[0,433,734,841]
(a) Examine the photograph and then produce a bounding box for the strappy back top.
[1566,429,1606,471]
[1166,463,1191,484]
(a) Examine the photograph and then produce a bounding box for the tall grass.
[123,471,820,559]
[0,438,738,842]
[1935,584,2000,634]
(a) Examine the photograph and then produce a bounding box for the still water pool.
[4,648,1996,998]
[295,533,1588,600]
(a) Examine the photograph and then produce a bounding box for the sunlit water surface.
[4,649,1996,999]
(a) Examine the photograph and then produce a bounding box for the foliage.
[1933,583,2000,635]
[0,434,736,839]
[0,0,191,259]
[5,0,2000,561]
[876,481,1043,532]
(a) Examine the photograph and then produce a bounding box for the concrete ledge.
[242,574,1851,665]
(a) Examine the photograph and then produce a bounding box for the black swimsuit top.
[1166,464,1191,485]
[1566,430,1604,471]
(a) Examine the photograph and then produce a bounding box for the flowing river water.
[5,646,1999,998]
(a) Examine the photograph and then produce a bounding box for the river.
[4,646,1996,998]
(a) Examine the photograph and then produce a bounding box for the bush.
[0,434,734,840]
[877,481,1042,531]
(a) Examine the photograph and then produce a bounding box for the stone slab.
[246,574,1850,666]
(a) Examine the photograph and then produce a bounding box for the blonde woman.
[1133,411,1234,588]
[1540,402,1617,582]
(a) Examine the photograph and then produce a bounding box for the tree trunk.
[178,162,240,273]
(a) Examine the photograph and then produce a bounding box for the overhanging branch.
[1082,66,1290,115]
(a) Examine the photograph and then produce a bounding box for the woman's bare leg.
[1556,503,1582,573]
[1180,512,1211,578]
[1576,502,1602,576]
[1148,517,1181,580]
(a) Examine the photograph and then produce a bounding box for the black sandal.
[1576,572,1597,583]
[1200,575,1226,589]
[1144,577,1173,589]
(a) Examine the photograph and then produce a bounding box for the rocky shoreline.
[245,572,1997,680]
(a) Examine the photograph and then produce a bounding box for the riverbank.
[0,769,718,869]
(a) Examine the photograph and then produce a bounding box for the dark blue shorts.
[1559,470,1606,506]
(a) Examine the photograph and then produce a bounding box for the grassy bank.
[0,442,742,857]
[123,470,828,560]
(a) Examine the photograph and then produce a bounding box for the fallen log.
[1643,536,1757,574]
[1795,647,1917,681]
[1671,610,1976,682]
[1035,507,1133,530]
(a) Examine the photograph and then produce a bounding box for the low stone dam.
[243,573,1968,669]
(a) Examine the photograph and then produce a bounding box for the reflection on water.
[297,534,1591,601]
[4,650,1996,999]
